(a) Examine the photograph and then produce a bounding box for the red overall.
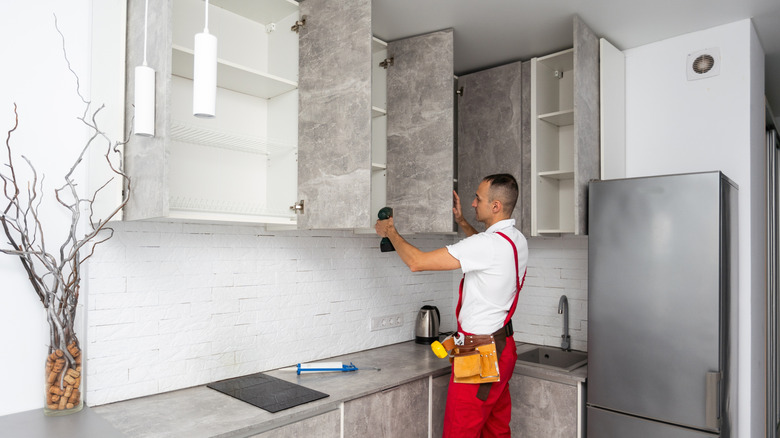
[442,232,525,438]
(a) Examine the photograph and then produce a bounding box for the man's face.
[472,181,492,223]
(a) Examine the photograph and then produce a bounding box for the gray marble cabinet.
[386,29,455,235]
[456,60,531,237]
[509,374,580,437]
[250,409,340,438]
[297,0,373,230]
[530,16,600,236]
[343,378,429,437]
[431,373,450,437]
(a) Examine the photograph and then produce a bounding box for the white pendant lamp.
[134,0,155,136]
[193,0,217,118]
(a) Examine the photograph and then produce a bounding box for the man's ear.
[492,200,502,213]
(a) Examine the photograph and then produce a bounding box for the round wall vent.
[687,48,720,81]
[692,54,715,74]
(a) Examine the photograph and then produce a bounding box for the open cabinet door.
[386,29,454,234]
[297,0,372,229]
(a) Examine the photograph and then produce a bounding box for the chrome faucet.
[558,295,571,351]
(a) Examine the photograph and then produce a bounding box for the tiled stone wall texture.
[85,221,586,405]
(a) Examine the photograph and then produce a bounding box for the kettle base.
[415,335,439,345]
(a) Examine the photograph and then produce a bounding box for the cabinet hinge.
[290,200,305,214]
[291,16,306,33]
[456,86,464,97]
[379,57,394,69]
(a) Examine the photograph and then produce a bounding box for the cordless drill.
[378,207,395,252]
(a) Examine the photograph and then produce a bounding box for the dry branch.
[0,15,132,411]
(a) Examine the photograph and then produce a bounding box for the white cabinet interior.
[529,16,600,236]
[169,0,298,224]
[531,49,576,234]
[371,37,388,222]
[124,0,299,224]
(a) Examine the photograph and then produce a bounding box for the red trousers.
[442,338,517,438]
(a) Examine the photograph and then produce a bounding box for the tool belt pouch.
[452,336,500,384]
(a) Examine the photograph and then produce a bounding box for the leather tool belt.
[450,321,513,385]
[452,335,500,384]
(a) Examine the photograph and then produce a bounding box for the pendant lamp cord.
[203,0,210,33]
[142,0,149,66]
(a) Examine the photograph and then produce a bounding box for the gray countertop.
[93,341,452,438]
[1,340,586,438]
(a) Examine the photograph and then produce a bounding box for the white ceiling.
[371,0,780,115]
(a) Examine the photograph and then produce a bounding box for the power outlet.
[370,313,404,331]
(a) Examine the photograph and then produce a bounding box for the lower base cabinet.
[250,409,340,438]
[251,373,452,437]
[344,378,429,437]
[509,374,581,437]
[431,374,450,437]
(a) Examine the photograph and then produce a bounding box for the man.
[375,173,528,437]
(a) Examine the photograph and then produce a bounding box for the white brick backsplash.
[85,222,589,406]
[85,221,458,405]
[512,236,589,352]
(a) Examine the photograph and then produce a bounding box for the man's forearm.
[385,227,424,271]
[457,218,478,237]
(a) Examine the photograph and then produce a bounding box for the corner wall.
[624,19,766,437]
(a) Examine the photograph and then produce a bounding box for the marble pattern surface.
[297,0,372,229]
[123,0,173,220]
[573,16,601,235]
[92,341,451,437]
[509,374,579,437]
[431,374,450,437]
[457,60,528,235]
[520,60,532,237]
[251,409,340,438]
[343,378,428,437]
[386,29,455,234]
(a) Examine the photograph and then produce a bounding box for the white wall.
[0,1,94,416]
[624,19,766,437]
[85,223,456,405]
[84,225,583,406]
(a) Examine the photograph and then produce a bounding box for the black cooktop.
[207,372,329,413]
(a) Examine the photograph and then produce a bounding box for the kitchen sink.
[516,346,587,372]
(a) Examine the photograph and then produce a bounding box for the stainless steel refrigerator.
[587,171,738,437]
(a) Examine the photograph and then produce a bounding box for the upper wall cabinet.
[123,0,299,224]
[386,29,455,234]
[457,60,530,237]
[530,16,600,236]
[296,0,373,230]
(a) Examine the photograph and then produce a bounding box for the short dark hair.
[483,173,518,215]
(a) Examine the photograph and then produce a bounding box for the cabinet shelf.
[372,37,388,53]
[538,109,574,127]
[211,0,298,25]
[372,106,386,118]
[172,45,297,100]
[538,170,574,180]
[536,228,574,235]
[170,120,296,155]
[169,196,295,224]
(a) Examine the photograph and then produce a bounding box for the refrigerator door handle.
[706,371,722,430]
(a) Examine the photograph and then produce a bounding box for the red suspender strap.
[496,231,525,325]
[455,232,525,334]
[496,231,525,326]
[456,276,465,333]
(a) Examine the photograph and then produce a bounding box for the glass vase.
[44,340,84,416]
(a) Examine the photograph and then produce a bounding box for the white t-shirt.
[446,219,528,335]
